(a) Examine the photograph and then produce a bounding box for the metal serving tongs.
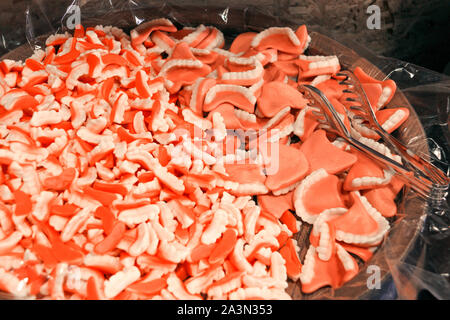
[335,70,450,197]
[298,84,448,202]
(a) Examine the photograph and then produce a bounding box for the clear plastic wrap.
[0,0,448,300]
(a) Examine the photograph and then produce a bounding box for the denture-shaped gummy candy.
[0,18,408,300]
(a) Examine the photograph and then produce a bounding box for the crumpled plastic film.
[0,0,448,300]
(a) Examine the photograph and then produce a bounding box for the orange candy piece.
[375,107,410,133]
[209,228,238,264]
[42,168,77,191]
[127,278,167,295]
[343,151,388,191]
[252,27,304,54]
[301,244,359,293]
[264,143,309,193]
[131,18,177,48]
[354,66,397,109]
[279,238,302,281]
[257,81,308,118]
[330,192,381,242]
[280,210,300,234]
[300,130,357,174]
[223,163,266,185]
[363,187,397,218]
[303,174,345,216]
[229,32,257,54]
[94,222,126,254]
[13,190,32,216]
[257,191,294,219]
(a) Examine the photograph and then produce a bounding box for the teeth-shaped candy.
[263,142,309,194]
[257,192,293,219]
[104,266,141,299]
[309,57,339,69]
[293,169,345,224]
[299,245,316,285]
[196,27,225,50]
[300,130,358,174]
[315,222,334,261]
[117,204,160,227]
[272,180,301,196]
[297,55,341,79]
[206,104,246,130]
[354,134,402,163]
[349,116,380,140]
[131,18,177,48]
[189,77,217,114]
[378,86,392,108]
[310,74,331,86]
[185,265,225,295]
[354,66,397,109]
[257,81,308,118]
[0,231,23,256]
[344,150,394,190]
[229,32,257,54]
[211,112,227,142]
[310,207,348,240]
[293,106,320,141]
[179,25,209,47]
[66,63,89,90]
[221,60,264,86]
[261,106,291,130]
[201,208,228,245]
[298,55,331,61]
[381,109,405,131]
[182,107,212,131]
[363,185,398,218]
[252,27,302,54]
[150,30,177,54]
[293,24,311,54]
[182,139,216,166]
[351,169,393,188]
[159,59,203,76]
[338,242,377,262]
[30,110,63,127]
[336,243,357,271]
[330,191,390,247]
[233,108,257,123]
[203,84,257,113]
[45,32,70,46]
[376,107,409,133]
[227,55,258,66]
[299,243,358,293]
[0,90,38,111]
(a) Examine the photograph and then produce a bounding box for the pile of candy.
[0,18,410,299]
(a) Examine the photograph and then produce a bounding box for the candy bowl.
[0,4,432,300]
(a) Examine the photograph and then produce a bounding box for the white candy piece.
[104,266,140,299]
[381,109,406,132]
[204,84,257,105]
[335,191,390,246]
[252,27,300,47]
[118,204,160,227]
[293,168,329,224]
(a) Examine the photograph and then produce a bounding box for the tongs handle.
[377,130,449,186]
[301,84,447,201]
[303,84,410,173]
[336,70,450,188]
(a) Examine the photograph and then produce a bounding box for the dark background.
[0,0,449,75]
